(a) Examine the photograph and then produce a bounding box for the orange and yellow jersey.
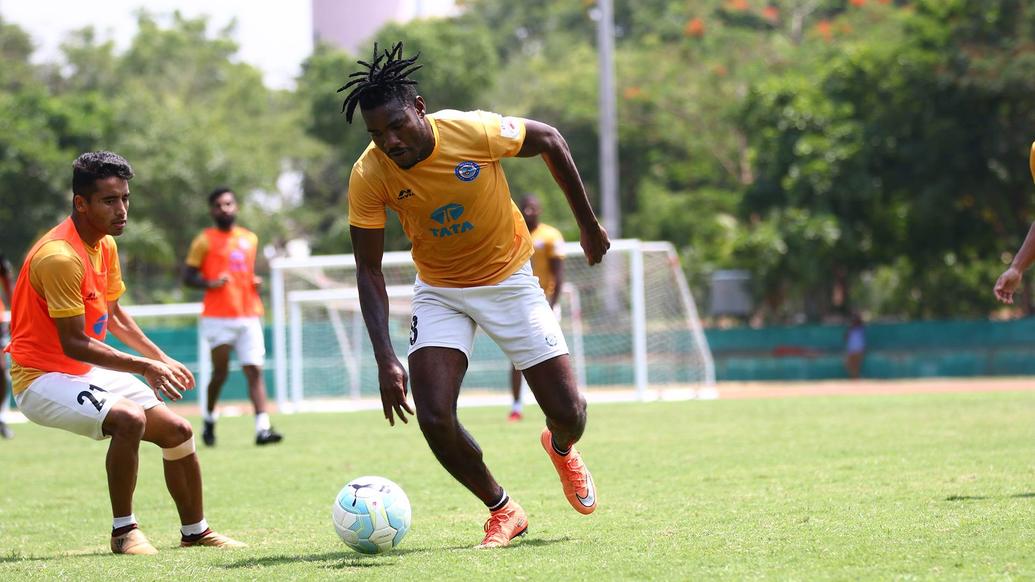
[348,110,533,288]
[185,226,264,317]
[529,222,565,298]
[6,218,125,394]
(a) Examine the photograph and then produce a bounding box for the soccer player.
[994,141,1035,304]
[183,188,282,447]
[5,152,244,554]
[507,194,565,422]
[0,253,13,439]
[341,43,610,549]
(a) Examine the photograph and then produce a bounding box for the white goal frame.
[270,239,716,413]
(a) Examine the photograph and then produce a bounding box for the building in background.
[312,0,460,53]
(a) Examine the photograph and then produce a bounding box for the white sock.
[511,401,523,413]
[202,410,219,423]
[181,518,209,537]
[113,514,136,530]
[255,412,271,432]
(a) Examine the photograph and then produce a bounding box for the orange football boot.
[476,499,529,549]
[540,427,597,514]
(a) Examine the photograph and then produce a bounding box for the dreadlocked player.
[340,42,610,549]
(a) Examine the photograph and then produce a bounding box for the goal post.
[270,239,715,412]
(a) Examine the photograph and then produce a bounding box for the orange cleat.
[507,410,523,422]
[111,528,158,555]
[475,499,528,549]
[540,427,597,515]
[179,530,246,548]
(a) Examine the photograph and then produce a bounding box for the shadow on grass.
[1,550,111,563]
[945,492,1035,501]
[221,536,572,570]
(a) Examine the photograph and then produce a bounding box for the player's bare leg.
[243,364,281,445]
[410,347,504,503]
[142,405,245,549]
[202,344,232,446]
[508,366,523,421]
[523,354,597,514]
[143,406,203,525]
[102,400,156,554]
[0,362,11,439]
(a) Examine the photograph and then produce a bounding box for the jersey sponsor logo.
[398,188,415,200]
[93,313,108,335]
[500,116,521,139]
[429,203,474,238]
[454,161,481,182]
[84,291,99,301]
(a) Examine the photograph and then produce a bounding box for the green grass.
[1,390,1034,580]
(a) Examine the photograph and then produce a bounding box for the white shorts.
[15,367,162,440]
[408,262,569,370]
[201,316,266,366]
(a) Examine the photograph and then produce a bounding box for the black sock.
[487,490,509,512]
[112,524,138,537]
[551,436,571,456]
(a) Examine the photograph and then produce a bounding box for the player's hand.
[253,275,264,289]
[209,275,230,289]
[994,267,1023,304]
[580,223,611,266]
[377,357,413,426]
[142,360,186,401]
[160,355,196,391]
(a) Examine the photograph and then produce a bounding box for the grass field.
[1,388,1034,580]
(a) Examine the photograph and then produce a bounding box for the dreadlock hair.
[338,41,423,124]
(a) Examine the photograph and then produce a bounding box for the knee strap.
[162,436,196,461]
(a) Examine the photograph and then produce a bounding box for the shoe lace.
[483,510,513,537]
[564,454,588,490]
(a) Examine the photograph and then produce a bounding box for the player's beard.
[215,215,235,229]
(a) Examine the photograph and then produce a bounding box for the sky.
[0,0,313,89]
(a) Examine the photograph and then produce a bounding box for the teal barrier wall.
[704,319,1035,381]
[6,318,1033,410]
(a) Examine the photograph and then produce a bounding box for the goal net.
[269,239,715,412]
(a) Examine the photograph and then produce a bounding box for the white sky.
[0,0,313,89]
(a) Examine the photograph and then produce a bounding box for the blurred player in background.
[0,253,13,438]
[507,194,565,422]
[341,42,609,549]
[183,188,282,447]
[993,142,1035,304]
[6,152,244,554]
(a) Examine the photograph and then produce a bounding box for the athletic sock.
[487,489,509,512]
[202,410,219,424]
[112,514,137,537]
[511,402,523,414]
[551,436,571,457]
[255,412,271,432]
[180,518,209,538]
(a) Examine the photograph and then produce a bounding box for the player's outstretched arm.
[351,225,414,426]
[52,314,187,400]
[517,119,610,265]
[108,300,195,390]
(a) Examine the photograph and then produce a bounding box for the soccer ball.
[331,476,412,554]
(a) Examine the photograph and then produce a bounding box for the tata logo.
[454,161,480,182]
[429,203,474,238]
[398,188,415,200]
[92,313,108,335]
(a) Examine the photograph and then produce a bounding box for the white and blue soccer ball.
[332,476,412,554]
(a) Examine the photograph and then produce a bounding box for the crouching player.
[5,152,244,555]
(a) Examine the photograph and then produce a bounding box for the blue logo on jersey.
[429,203,474,238]
[454,161,480,182]
[93,313,108,336]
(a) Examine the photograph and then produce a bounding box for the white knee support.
[162,436,196,461]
